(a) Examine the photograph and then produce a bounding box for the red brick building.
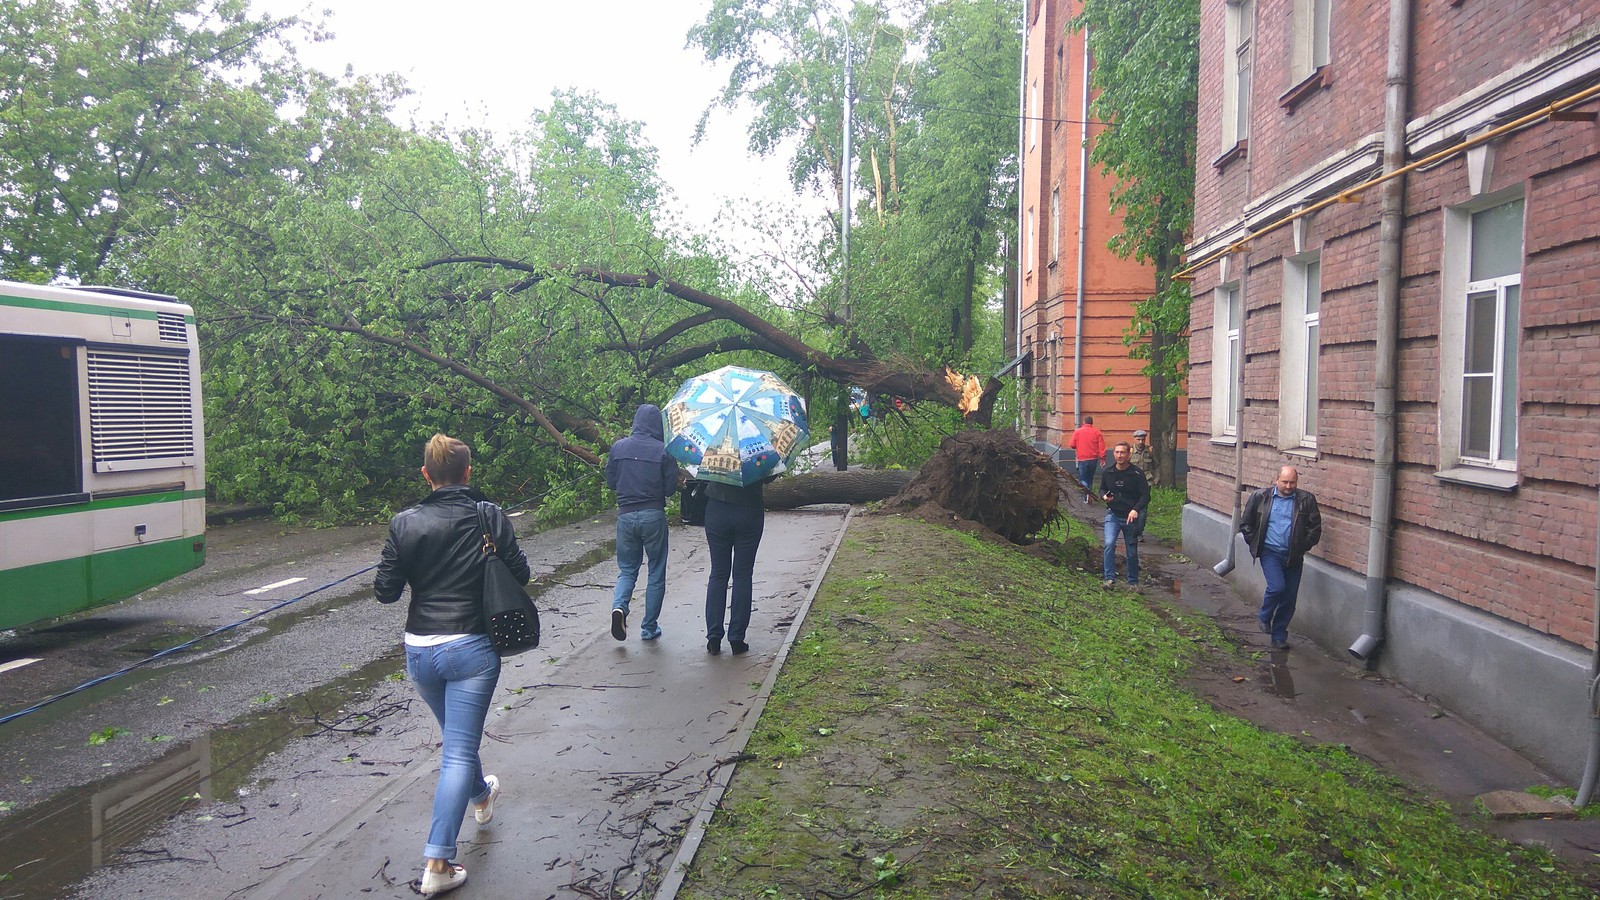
[1183,0,1600,781]
[1015,0,1187,468]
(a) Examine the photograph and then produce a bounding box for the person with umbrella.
[662,366,809,655]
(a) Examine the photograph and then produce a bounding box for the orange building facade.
[1015,0,1187,470]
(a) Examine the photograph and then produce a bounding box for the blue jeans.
[1103,510,1140,584]
[406,634,500,861]
[613,508,669,637]
[1259,548,1304,643]
[704,499,765,643]
[1076,459,1101,495]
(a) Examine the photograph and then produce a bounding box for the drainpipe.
[1348,0,1413,663]
[1213,4,1258,579]
[1072,25,1090,422]
[1576,483,1600,806]
[1015,0,1028,428]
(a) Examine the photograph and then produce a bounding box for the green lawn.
[678,512,1596,899]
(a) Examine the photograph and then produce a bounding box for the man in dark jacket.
[1099,441,1150,588]
[1239,465,1323,650]
[604,404,681,641]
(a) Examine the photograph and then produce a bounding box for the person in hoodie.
[604,404,682,641]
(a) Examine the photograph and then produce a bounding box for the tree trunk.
[763,469,915,509]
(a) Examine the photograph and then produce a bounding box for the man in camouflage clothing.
[1130,429,1159,487]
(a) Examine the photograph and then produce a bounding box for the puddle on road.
[0,650,408,898]
[0,542,622,898]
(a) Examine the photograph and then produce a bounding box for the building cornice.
[1186,26,1600,265]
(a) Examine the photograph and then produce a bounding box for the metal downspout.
[1015,1,1028,429]
[1072,25,1090,421]
[1578,482,1600,806]
[1212,2,1259,579]
[1348,0,1413,663]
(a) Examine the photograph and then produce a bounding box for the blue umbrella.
[662,365,810,486]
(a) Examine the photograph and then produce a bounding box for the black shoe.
[707,638,722,654]
[611,608,627,641]
[729,640,749,655]
[1270,638,1291,650]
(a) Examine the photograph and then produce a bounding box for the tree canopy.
[3,0,1021,520]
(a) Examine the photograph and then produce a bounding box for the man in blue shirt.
[1239,466,1323,650]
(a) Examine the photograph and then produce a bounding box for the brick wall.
[1189,0,1600,647]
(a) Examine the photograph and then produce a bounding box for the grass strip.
[679,512,1594,899]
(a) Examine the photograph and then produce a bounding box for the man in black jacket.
[1239,465,1323,650]
[1099,442,1150,589]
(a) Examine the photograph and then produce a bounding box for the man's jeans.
[1103,510,1140,585]
[613,508,669,636]
[1076,459,1101,496]
[1259,548,1303,643]
[406,634,500,861]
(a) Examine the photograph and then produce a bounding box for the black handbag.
[476,502,540,655]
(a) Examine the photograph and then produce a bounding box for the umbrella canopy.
[662,365,810,486]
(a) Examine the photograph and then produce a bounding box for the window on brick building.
[1220,0,1255,151]
[1280,255,1321,449]
[1439,192,1523,481]
[1054,40,1065,125]
[1289,0,1331,85]
[1211,282,1243,438]
[1030,79,1040,150]
[1050,187,1061,265]
[1026,206,1036,273]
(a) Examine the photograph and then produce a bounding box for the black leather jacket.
[1239,485,1323,568]
[375,484,530,635]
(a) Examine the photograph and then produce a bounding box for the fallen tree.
[763,469,915,510]
[882,430,1068,543]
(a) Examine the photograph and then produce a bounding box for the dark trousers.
[704,498,765,643]
[1259,548,1304,643]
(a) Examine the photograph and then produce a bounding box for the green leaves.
[87,726,130,746]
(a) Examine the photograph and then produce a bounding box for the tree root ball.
[882,429,1067,543]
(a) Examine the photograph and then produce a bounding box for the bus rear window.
[0,338,81,501]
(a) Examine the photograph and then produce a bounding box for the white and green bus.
[0,281,206,630]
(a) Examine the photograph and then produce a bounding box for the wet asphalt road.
[0,509,612,897]
[0,505,851,899]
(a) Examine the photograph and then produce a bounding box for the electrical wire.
[0,470,604,728]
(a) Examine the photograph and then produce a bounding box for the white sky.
[256,0,823,237]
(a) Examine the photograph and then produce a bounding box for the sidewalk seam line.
[652,506,857,900]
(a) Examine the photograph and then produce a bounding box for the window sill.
[1282,446,1319,461]
[1210,434,1239,447]
[1278,66,1331,114]
[1434,465,1518,492]
[1213,140,1248,171]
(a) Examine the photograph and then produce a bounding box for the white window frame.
[1220,0,1255,150]
[1439,190,1524,475]
[1290,0,1332,84]
[1211,282,1243,438]
[1050,187,1061,264]
[1279,254,1320,449]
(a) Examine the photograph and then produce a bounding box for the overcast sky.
[256,0,820,236]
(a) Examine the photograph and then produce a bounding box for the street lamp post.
[833,16,855,471]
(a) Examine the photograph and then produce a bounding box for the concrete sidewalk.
[247,507,851,899]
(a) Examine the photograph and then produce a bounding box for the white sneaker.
[419,863,466,896]
[474,774,500,824]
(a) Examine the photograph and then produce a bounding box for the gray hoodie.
[604,404,680,514]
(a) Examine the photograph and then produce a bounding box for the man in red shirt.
[1066,416,1106,502]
